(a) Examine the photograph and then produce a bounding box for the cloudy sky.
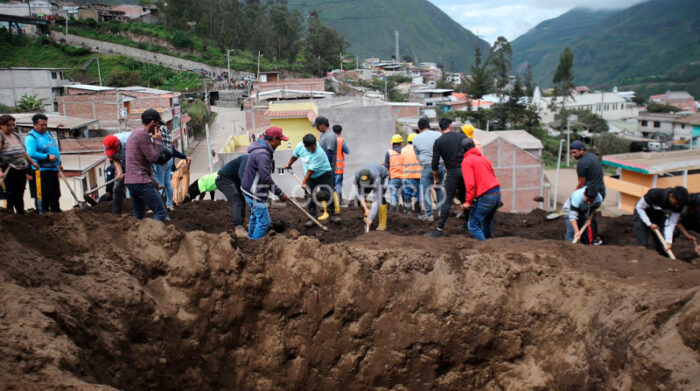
[430,0,647,43]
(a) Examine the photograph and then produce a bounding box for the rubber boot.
[334,192,341,214]
[319,201,330,221]
[378,204,388,231]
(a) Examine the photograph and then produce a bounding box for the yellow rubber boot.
[319,201,330,221]
[334,192,341,214]
[377,204,388,231]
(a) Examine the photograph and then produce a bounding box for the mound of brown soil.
[1,205,699,390]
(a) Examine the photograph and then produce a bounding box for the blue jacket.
[25,130,60,171]
[241,140,283,202]
[219,154,248,183]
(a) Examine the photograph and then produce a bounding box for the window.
[51,72,57,79]
[641,120,648,127]
[681,124,686,129]
[654,121,660,128]
[53,102,58,112]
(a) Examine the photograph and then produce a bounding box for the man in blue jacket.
[25,113,62,213]
[241,127,289,240]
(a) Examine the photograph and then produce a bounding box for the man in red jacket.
[461,138,501,241]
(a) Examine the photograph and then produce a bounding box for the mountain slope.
[512,0,700,87]
[288,0,490,72]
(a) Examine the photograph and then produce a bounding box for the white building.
[0,68,70,112]
[532,86,638,124]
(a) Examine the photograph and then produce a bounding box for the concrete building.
[650,91,696,112]
[603,150,700,213]
[264,102,318,152]
[638,112,700,146]
[0,68,69,112]
[532,87,638,124]
[110,5,160,24]
[414,88,454,107]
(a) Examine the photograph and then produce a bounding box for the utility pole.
[394,30,399,64]
[256,51,261,80]
[227,49,231,90]
[566,116,571,167]
[27,0,31,17]
[356,55,359,70]
[115,89,122,132]
[96,57,102,86]
[340,53,343,71]
[203,79,214,174]
[65,18,68,36]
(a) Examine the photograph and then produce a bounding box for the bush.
[184,100,208,137]
[84,18,97,28]
[105,70,141,87]
[171,31,194,50]
[59,44,90,56]
[646,101,682,113]
[16,94,47,112]
[592,132,631,156]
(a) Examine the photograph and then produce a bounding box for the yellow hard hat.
[462,124,475,138]
[391,134,404,144]
[407,133,417,143]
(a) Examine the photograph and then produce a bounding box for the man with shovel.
[634,186,689,257]
[284,134,341,227]
[563,186,603,244]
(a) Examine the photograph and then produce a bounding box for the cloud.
[431,0,648,42]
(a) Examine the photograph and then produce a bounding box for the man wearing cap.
[103,132,130,214]
[571,140,605,245]
[460,138,501,241]
[284,133,340,226]
[425,118,467,238]
[355,163,390,231]
[313,116,337,173]
[241,126,290,239]
[412,117,444,222]
[125,109,169,222]
[384,134,404,211]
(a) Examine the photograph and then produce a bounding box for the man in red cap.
[241,126,290,239]
[103,132,130,214]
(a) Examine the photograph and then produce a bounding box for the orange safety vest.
[387,148,403,179]
[335,136,345,175]
[401,144,421,179]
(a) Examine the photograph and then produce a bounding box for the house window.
[653,121,660,128]
[51,72,57,79]
[641,120,648,127]
[681,124,686,129]
[53,102,58,112]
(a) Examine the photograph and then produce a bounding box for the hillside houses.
[531,86,639,124]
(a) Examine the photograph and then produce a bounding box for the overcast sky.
[430,0,648,43]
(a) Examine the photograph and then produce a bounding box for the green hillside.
[287,0,490,71]
[512,0,700,89]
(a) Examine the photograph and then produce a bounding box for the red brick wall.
[390,105,421,119]
[254,78,325,93]
[60,137,107,152]
[246,107,269,130]
[482,138,546,213]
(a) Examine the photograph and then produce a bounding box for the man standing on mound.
[241,127,289,240]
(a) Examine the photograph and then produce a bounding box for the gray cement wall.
[218,105,397,202]
[0,69,68,111]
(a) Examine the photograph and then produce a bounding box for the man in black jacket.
[634,186,689,256]
[217,154,249,237]
[425,118,467,238]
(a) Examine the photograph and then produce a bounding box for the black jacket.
[432,131,466,172]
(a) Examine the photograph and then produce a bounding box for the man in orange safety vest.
[401,132,421,213]
[384,134,404,211]
[333,124,349,205]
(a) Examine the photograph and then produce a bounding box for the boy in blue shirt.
[284,134,341,226]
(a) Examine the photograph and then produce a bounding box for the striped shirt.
[0,133,29,170]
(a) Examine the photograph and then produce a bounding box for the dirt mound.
[1,206,699,390]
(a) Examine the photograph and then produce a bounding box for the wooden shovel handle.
[653,228,676,260]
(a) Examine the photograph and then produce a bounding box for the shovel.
[653,228,676,260]
[287,197,328,231]
[547,210,564,220]
[571,221,591,244]
[82,177,118,206]
[59,169,87,207]
[0,165,10,187]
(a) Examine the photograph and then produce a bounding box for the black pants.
[634,212,667,256]
[438,169,466,229]
[40,170,61,213]
[306,171,336,218]
[216,174,246,226]
[3,166,26,214]
[112,178,126,214]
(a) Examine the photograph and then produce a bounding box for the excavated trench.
[1,206,700,390]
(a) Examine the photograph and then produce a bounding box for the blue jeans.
[152,159,174,207]
[402,178,420,204]
[468,191,501,241]
[244,194,270,240]
[420,164,444,217]
[334,173,344,194]
[127,183,168,222]
[388,178,402,206]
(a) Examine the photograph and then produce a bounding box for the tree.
[402,55,414,63]
[523,63,534,97]
[467,44,492,99]
[551,47,575,114]
[302,11,347,76]
[490,36,512,96]
[105,70,141,87]
[16,94,47,112]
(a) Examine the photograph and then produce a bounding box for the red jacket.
[461,148,500,205]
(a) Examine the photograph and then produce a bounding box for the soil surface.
[1,201,699,390]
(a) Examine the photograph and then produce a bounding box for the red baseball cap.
[265,126,289,141]
[103,135,120,157]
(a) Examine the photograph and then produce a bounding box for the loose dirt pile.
[1,203,699,390]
